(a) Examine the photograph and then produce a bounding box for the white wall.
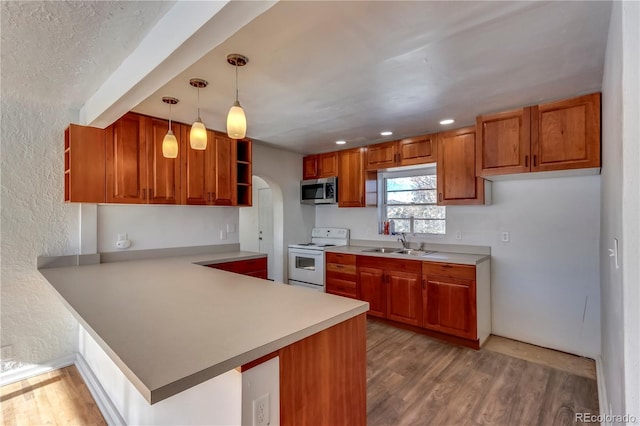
[252,143,315,283]
[97,205,239,252]
[317,175,601,357]
[600,0,640,419]
[0,94,80,373]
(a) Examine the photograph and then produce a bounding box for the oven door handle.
[288,249,324,257]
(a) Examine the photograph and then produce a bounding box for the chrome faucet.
[398,233,410,249]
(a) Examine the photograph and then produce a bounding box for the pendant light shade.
[190,120,207,150]
[226,54,248,139]
[227,100,246,139]
[189,79,208,150]
[161,97,179,159]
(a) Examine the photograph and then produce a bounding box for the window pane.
[391,219,410,233]
[386,205,445,219]
[386,175,436,191]
[387,190,437,204]
[414,219,446,234]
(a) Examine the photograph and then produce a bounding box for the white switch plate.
[220,229,227,240]
[501,231,510,243]
[227,224,236,233]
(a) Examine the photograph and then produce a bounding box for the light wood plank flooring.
[0,365,105,426]
[367,319,599,426]
[1,321,599,426]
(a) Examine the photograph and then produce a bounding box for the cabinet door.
[212,133,237,205]
[106,113,147,204]
[423,276,476,339]
[357,267,386,318]
[387,270,421,327]
[532,92,600,172]
[183,128,212,205]
[477,107,531,176]
[338,148,366,207]
[365,142,397,170]
[147,118,181,204]
[302,155,319,179]
[318,152,338,178]
[65,124,106,203]
[398,135,436,166]
[437,126,484,205]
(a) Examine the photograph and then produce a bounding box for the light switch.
[220,229,227,240]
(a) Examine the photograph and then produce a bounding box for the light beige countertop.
[327,245,490,265]
[40,251,368,404]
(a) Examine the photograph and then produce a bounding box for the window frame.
[377,165,445,235]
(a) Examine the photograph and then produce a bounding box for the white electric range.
[288,227,350,291]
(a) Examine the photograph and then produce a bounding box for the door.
[258,187,274,279]
[106,113,147,203]
[338,148,365,207]
[437,126,485,205]
[147,118,181,204]
[357,267,386,318]
[423,275,476,340]
[213,133,236,205]
[288,249,324,286]
[387,270,421,326]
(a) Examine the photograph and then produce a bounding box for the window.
[379,167,445,234]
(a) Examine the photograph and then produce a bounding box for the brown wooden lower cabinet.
[206,257,267,279]
[327,252,491,348]
[279,314,366,426]
[356,256,422,327]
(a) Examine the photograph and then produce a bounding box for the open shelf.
[235,139,252,206]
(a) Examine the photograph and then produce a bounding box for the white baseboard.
[75,353,126,426]
[0,353,76,387]
[595,356,611,426]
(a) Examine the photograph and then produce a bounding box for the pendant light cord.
[235,63,239,102]
[197,87,201,119]
[168,103,172,131]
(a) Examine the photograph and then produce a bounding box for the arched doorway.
[239,175,284,282]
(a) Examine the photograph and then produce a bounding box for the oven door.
[288,248,325,288]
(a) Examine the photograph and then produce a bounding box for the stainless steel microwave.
[300,177,338,205]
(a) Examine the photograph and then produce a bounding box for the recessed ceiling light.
[335,140,346,145]
[380,131,393,136]
[439,119,455,125]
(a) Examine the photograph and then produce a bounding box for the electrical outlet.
[253,393,270,426]
[117,233,128,241]
[227,223,236,233]
[501,231,510,243]
[1,345,13,361]
[455,231,462,240]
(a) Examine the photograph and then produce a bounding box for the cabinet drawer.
[326,263,356,275]
[423,262,476,280]
[326,278,357,298]
[326,252,356,265]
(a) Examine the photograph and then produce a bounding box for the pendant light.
[226,53,248,139]
[162,97,179,159]
[189,78,208,150]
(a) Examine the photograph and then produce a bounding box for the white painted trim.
[75,353,126,426]
[595,356,611,426]
[0,354,75,387]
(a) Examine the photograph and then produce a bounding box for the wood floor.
[0,365,105,426]
[1,320,599,426]
[366,319,599,426]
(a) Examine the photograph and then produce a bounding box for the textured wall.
[0,94,80,372]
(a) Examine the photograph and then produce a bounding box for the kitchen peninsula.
[39,251,368,425]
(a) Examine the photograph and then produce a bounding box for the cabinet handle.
[149,188,153,200]
[525,155,529,168]
[208,192,211,202]
[533,155,537,167]
[142,188,146,200]
[438,193,443,202]
[422,278,426,290]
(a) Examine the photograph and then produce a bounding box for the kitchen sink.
[362,247,400,253]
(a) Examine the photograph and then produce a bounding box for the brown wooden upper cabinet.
[338,147,366,207]
[437,126,485,205]
[65,124,106,203]
[146,117,182,204]
[477,92,600,177]
[183,130,237,206]
[302,152,337,179]
[365,134,436,170]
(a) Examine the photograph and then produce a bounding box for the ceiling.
[133,0,611,155]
